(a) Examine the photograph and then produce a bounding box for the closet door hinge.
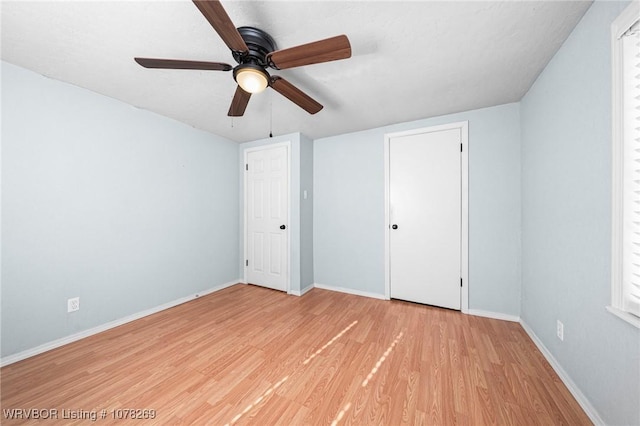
[246,259,248,266]
[245,164,248,171]
[460,278,463,287]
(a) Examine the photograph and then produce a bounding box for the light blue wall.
[314,103,522,315]
[520,1,639,425]
[300,134,314,291]
[1,62,239,358]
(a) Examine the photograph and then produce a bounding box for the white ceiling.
[1,0,592,143]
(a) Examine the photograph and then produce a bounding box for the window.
[610,2,640,328]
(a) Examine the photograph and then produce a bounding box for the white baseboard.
[290,284,314,297]
[0,279,240,367]
[467,309,520,322]
[519,320,604,426]
[313,283,386,300]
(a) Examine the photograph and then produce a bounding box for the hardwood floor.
[1,284,591,425]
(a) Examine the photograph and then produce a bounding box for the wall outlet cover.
[68,297,80,313]
[556,320,564,341]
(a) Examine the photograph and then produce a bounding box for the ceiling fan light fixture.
[234,65,269,94]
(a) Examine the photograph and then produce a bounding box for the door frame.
[243,141,292,293]
[383,121,469,312]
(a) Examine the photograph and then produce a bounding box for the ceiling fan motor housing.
[233,26,277,68]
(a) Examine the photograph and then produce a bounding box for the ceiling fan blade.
[267,35,351,70]
[193,0,248,54]
[270,76,323,114]
[228,86,251,117]
[134,58,232,71]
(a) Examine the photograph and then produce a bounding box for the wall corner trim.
[291,284,315,297]
[0,280,241,367]
[519,320,605,426]
[467,309,520,322]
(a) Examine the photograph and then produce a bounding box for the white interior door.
[246,145,289,292]
[389,128,462,309]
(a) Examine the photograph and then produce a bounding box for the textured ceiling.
[1,1,592,143]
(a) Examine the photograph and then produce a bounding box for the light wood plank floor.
[1,284,591,425]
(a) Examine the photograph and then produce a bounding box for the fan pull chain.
[269,91,273,138]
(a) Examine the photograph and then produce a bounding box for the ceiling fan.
[134,0,352,117]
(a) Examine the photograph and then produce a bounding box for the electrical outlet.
[556,320,564,341]
[67,297,79,313]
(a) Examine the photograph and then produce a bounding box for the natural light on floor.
[224,320,359,425]
[303,320,358,365]
[362,331,403,387]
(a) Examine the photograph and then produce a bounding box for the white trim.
[610,1,640,323]
[0,280,240,367]
[467,309,520,323]
[460,122,469,313]
[612,1,640,40]
[314,283,386,300]
[383,121,469,312]
[383,136,390,301]
[519,320,605,426]
[606,305,640,328]
[290,284,314,297]
[243,141,291,293]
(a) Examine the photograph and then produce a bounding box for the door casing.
[383,122,469,312]
[243,141,291,293]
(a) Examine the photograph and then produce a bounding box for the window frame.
[610,1,640,329]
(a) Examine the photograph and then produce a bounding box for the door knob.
[280,224,286,230]
[392,224,398,229]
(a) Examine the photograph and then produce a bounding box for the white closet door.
[246,145,288,292]
[389,128,461,309]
